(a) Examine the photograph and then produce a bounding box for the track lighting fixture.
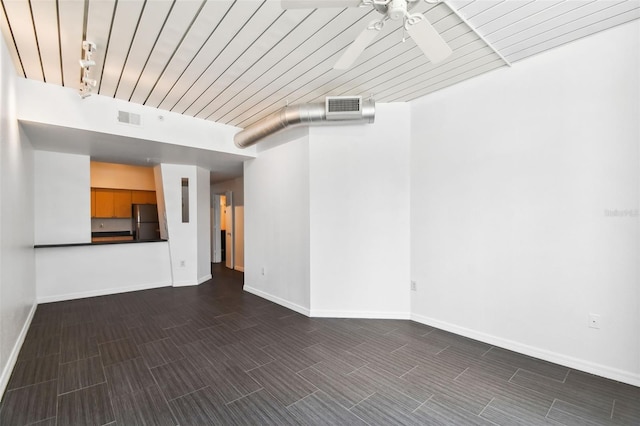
[79,40,97,98]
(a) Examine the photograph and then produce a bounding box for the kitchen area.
[33,151,214,303]
[90,161,161,243]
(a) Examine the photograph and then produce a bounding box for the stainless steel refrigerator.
[132,204,160,240]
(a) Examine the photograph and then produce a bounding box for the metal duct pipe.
[234,97,375,149]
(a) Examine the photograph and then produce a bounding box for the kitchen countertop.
[35,239,167,248]
[91,231,133,237]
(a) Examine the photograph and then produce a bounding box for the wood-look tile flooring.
[1,264,638,425]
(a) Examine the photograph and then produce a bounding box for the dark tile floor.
[1,264,638,425]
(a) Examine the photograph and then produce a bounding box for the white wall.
[244,104,412,318]
[34,151,90,244]
[410,21,640,386]
[309,104,411,318]
[197,167,211,281]
[161,164,211,286]
[244,134,311,314]
[233,206,244,272]
[0,37,36,395]
[36,242,172,303]
[161,164,198,285]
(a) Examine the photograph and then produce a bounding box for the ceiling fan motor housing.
[387,0,408,20]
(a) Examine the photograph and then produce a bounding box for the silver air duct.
[234,96,375,149]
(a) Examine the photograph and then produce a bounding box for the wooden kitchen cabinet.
[94,189,115,218]
[91,189,96,217]
[93,189,132,218]
[92,188,156,218]
[113,190,132,218]
[131,190,157,204]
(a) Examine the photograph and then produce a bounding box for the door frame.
[224,191,234,270]
[211,194,221,263]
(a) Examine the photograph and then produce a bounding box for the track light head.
[82,77,97,87]
[82,41,96,52]
[79,59,95,68]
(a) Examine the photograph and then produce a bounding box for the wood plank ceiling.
[2,0,639,129]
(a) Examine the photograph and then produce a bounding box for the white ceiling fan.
[281,0,453,70]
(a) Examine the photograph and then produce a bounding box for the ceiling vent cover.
[326,96,362,120]
[117,111,141,126]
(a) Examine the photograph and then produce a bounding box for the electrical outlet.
[588,313,601,329]
[180,260,186,267]
[261,267,265,276]
[411,280,417,291]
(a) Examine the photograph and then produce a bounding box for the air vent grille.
[117,111,141,126]
[325,96,363,120]
[327,97,360,113]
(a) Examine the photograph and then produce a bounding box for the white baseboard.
[38,281,172,303]
[411,313,640,387]
[310,310,410,319]
[243,285,310,316]
[172,280,197,287]
[234,266,244,272]
[198,274,212,284]
[1,303,37,396]
[242,285,411,320]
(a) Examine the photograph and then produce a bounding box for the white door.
[211,195,221,263]
[225,191,234,269]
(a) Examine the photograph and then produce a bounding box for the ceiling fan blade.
[406,16,452,64]
[281,0,361,9]
[334,22,382,70]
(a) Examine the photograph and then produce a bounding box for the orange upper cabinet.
[113,190,132,218]
[147,191,157,204]
[91,189,96,217]
[94,189,132,218]
[131,190,157,204]
[90,162,157,218]
[94,189,115,218]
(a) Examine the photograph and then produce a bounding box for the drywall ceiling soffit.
[1,0,638,129]
[19,120,250,182]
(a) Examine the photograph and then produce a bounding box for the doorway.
[212,192,234,269]
[211,194,221,263]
